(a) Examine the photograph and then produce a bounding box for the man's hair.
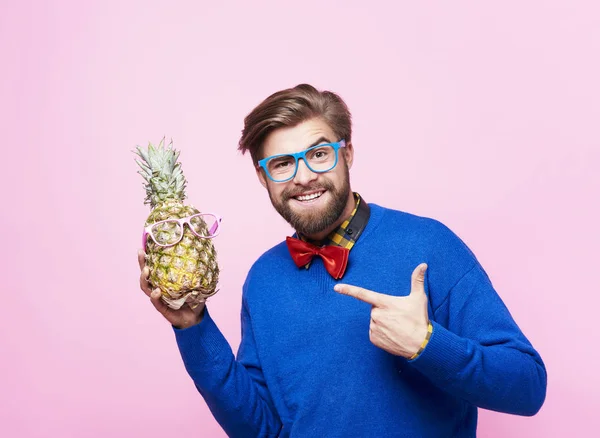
[238,84,352,165]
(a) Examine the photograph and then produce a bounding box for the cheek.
[326,171,345,187]
[266,182,287,201]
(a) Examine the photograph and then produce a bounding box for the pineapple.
[134,137,220,309]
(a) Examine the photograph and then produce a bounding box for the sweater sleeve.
[173,304,282,437]
[407,261,547,416]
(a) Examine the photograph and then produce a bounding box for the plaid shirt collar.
[297,192,370,268]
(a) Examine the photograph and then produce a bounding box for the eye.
[274,160,291,169]
[308,146,332,161]
[268,156,295,173]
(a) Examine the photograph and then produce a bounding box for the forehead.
[261,118,337,157]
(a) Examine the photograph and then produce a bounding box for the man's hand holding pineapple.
[138,249,206,329]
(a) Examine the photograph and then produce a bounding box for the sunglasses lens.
[190,214,219,237]
[150,220,183,245]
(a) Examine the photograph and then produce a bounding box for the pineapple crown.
[134,137,188,208]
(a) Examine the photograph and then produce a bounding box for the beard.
[267,162,351,237]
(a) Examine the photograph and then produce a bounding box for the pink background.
[2,1,598,437]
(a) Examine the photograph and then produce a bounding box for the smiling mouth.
[293,190,325,202]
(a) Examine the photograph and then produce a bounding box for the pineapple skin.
[145,201,219,309]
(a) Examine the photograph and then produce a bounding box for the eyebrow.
[260,136,335,162]
[306,136,334,149]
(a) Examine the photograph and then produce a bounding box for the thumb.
[410,263,428,296]
[150,288,172,318]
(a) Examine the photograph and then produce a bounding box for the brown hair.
[238,84,352,165]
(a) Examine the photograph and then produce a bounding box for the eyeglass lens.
[189,214,219,237]
[151,220,183,245]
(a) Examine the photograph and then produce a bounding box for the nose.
[293,158,318,185]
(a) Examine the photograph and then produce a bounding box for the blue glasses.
[257,140,346,183]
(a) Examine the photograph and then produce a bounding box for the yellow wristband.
[409,321,433,360]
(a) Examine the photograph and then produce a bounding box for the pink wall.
[2,1,598,436]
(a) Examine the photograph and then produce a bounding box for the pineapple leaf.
[135,138,188,208]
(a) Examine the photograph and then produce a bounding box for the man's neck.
[303,190,357,242]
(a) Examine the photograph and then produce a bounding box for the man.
[138,84,547,437]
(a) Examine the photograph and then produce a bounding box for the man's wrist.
[173,305,206,330]
[408,321,433,360]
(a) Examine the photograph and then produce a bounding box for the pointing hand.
[334,263,430,359]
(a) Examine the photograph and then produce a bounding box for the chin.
[285,192,347,237]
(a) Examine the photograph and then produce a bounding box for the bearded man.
[138,84,546,437]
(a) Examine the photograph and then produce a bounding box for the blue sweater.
[174,204,547,437]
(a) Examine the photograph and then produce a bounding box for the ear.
[343,141,354,169]
[255,165,268,188]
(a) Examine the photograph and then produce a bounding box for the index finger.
[138,249,146,271]
[139,266,152,296]
[334,284,389,307]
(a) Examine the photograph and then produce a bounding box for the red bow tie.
[286,236,349,279]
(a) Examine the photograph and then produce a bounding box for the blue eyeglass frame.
[257,139,346,183]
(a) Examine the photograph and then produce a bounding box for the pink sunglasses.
[142,212,222,250]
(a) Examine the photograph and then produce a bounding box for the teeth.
[296,192,323,201]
